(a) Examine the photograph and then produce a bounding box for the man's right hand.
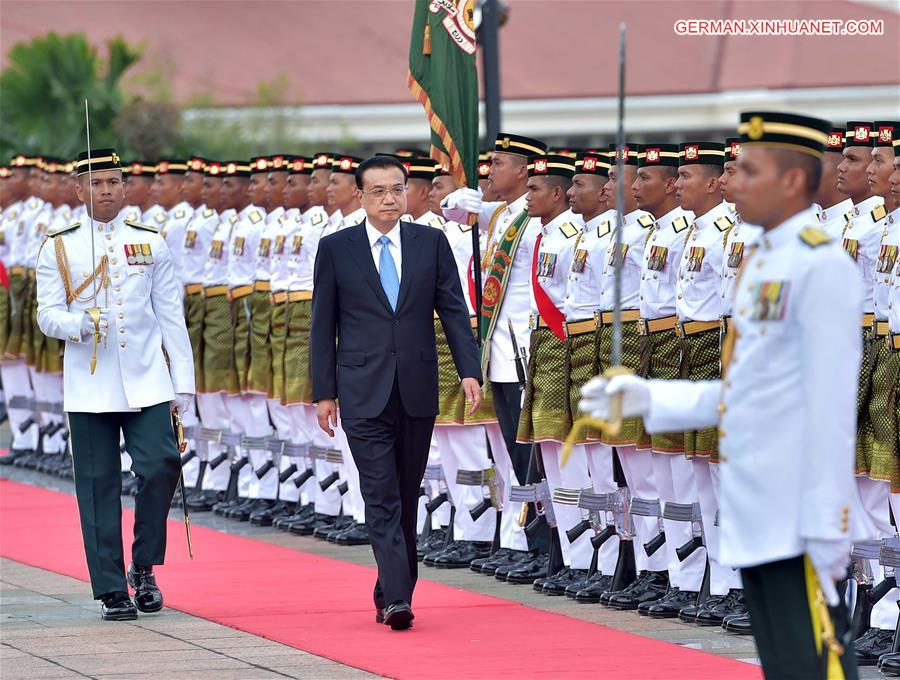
[316,399,338,437]
[579,373,651,421]
[80,308,109,341]
[441,187,483,221]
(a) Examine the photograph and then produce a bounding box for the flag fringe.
[407,71,469,189]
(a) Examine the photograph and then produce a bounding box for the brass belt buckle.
[637,318,647,336]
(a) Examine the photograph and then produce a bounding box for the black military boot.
[126,563,164,613]
[100,591,138,621]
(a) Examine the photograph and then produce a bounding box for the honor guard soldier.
[442,133,552,583]
[36,148,194,621]
[583,110,863,680]
[854,121,900,666]
[671,141,740,624]
[624,143,697,614]
[515,154,594,594]
[815,128,855,238]
[154,160,195,276]
[121,161,156,221]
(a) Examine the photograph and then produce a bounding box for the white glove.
[172,392,193,415]
[806,537,851,606]
[80,309,109,341]
[579,373,652,420]
[441,187,483,220]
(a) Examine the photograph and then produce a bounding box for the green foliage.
[0,32,141,159]
[114,99,181,159]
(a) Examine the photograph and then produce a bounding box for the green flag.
[407,0,479,190]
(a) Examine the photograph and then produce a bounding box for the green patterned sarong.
[866,340,900,485]
[247,290,272,396]
[270,300,288,402]
[202,293,238,395]
[284,298,313,405]
[184,291,205,393]
[595,318,644,446]
[517,327,572,443]
[678,327,720,461]
[637,326,684,453]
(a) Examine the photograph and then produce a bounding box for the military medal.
[843,238,859,261]
[274,235,286,255]
[727,241,745,268]
[877,244,897,273]
[571,248,588,273]
[125,244,138,265]
[141,243,153,264]
[607,243,629,267]
[233,236,245,256]
[647,245,668,271]
[748,281,791,321]
[687,246,705,272]
[210,239,224,259]
[184,230,197,249]
[258,238,271,258]
[291,235,303,255]
[537,251,557,278]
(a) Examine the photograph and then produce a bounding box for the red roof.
[2,0,897,106]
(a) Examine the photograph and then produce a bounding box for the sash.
[531,232,566,341]
[479,209,531,378]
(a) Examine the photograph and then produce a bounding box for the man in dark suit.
[311,155,482,630]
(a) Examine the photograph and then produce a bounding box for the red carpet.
[0,478,760,679]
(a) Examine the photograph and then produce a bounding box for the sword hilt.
[87,306,101,374]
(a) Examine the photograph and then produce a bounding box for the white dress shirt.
[366,219,402,281]
[675,201,733,322]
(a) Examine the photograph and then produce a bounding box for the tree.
[0,32,141,159]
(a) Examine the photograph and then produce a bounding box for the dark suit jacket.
[310,220,482,419]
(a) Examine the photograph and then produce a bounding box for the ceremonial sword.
[173,406,195,559]
[83,100,102,374]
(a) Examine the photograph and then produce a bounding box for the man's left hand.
[171,393,193,415]
[462,377,481,415]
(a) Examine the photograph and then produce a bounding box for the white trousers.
[584,443,622,576]
[1,361,37,451]
[542,441,594,569]
[433,425,496,543]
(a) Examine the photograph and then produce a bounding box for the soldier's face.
[327,173,359,212]
[489,153,526,199]
[405,178,431,219]
[867,148,894,199]
[890,156,900,209]
[42,173,61,205]
[674,165,719,213]
[567,174,606,218]
[525,176,559,219]
[814,153,842,206]
[221,177,249,209]
[124,176,153,207]
[429,175,457,214]
[283,174,310,210]
[153,174,182,209]
[478,177,499,203]
[719,161,738,203]
[605,166,636,214]
[265,171,288,210]
[248,174,268,206]
[632,167,674,215]
[307,169,330,208]
[7,167,28,198]
[182,171,205,206]
[733,148,806,229]
[27,169,42,197]
[201,177,221,210]
[76,170,125,223]
[837,147,873,197]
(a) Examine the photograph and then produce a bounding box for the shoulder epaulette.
[596,220,611,238]
[125,219,159,233]
[127,210,139,222]
[715,215,735,232]
[457,221,473,232]
[229,213,239,225]
[48,222,80,237]
[560,222,580,239]
[278,213,288,224]
[844,211,852,225]
[154,212,167,224]
[672,216,690,233]
[175,209,186,219]
[799,226,831,248]
[311,212,324,226]
[249,210,263,224]
[7,209,18,220]
[429,216,446,228]
[28,198,39,209]
[203,208,215,218]
[873,204,888,223]
[638,214,654,228]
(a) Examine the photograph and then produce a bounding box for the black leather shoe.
[187,490,224,513]
[212,497,241,515]
[250,501,289,526]
[333,523,370,546]
[855,628,894,666]
[470,548,525,574]
[608,571,668,610]
[417,529,448,561]
[274,504,314,530]
[375,607,384,624]
[433,541,492,569]
[126,563,163,613]
[100,591,138,621]
[289,513,337,536]
[383,601,414,630]
[0,449,29,466]
[880,651,900,675]
[423,540,462,566]
[696,589,744,626]
[600,570,649,606]
[232,498,271,522]
[542,568,589,596]
[643,588,698,618]
[565,571,602,599]
[722,612,752,634]
[574,574,615,603]
[504,553,550,584]
[677,602,702,623]
[315,514,352,539]
[13,450,38,469]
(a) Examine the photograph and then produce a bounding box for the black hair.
[355,155,408,189]
[769,148,823,200]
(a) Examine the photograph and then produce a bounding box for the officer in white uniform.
[36,148,194,621]
[815,128,854,238]
[582,111,863,680]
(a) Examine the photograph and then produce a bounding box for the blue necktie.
[378,235,400,311]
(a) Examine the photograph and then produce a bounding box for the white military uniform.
[159,201,195,280]
[641,206,869,567]
[816,198,854,240]
[35,214,194,411]
[721,210,764,313]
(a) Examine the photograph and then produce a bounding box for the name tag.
[747,281,790,321]
[727,241,745,268]
[537,251,557,278]
[843,238,859,261]
[124,243,153,265]
[647,245,668,271]
[687,246,705,272]
[571,248,588,273]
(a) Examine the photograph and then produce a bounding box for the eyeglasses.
[361,185,407,201]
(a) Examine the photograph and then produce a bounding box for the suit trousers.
[68,401,180,598]
[342,377,435,608]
